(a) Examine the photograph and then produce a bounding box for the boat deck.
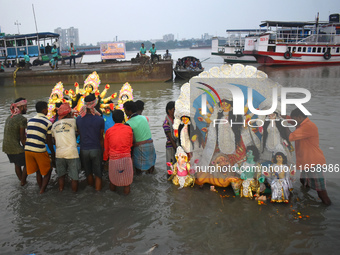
[0,60,174,86]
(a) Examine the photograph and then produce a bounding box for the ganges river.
[0,49,340,254]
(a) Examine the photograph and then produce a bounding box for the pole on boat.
[32,4,39,34]
[200,57,210,63]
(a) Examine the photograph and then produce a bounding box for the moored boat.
[173,56,204,79]
[245,14,340,65]
[211,30,260,63]
[0,32,84,66]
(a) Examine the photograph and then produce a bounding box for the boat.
[173,56,204,79]
[244,13,340,65]
[0,32,84,66]
[211,30,260,63]
[190,43,211,49]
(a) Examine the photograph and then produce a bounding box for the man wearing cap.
[2,97,28,185]
[52,103,80,192]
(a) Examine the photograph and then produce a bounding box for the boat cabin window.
[297,47,301,52]
[323,48,326,53]
[288,47,291,52]
[0,40,4,47]
[302,47,306,52]
[6,40,15,47]
[312,47,316,53]
[16,39,26,47]
[307,47,311,52]
[337,47,340,53]
[317,47,322,53]
[292,47,296,52]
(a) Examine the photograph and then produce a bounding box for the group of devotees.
[2,96,332,205]
[2,96,155,195]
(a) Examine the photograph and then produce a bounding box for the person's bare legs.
[36,171,42,188]
[87,174,94,187]
[95,176,102,191]
[14,164,23,181]
[109,181,116,192]
[146,166,155,174]
[58,175,65,191]
[71,180,78,192]
[123,185,130,195]
[317,190,332,206]
[21,166,27,186]
[40,169,52,194]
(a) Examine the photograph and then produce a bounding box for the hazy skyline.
[1,0,339,45]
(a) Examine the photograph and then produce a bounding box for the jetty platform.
[0,60,173,86]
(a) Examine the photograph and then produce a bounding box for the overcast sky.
[1,0,339,44]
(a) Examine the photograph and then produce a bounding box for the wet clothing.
[163,115,177,169]
[25,113,52,153]
[7,153,25,167]
[103,123,133,161]
[2,114,27,155]
[133,140,156,171]
[80,149,102,177]
[56,158,80,180]
[126,114,151,143]
[52,118,79,159]
[76,114,104,150]
[289,117,327,191]
[25,150,51,175]
[289,118,326,169]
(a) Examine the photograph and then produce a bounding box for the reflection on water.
[1,57,340,254]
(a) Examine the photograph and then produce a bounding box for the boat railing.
[273,32,337,44]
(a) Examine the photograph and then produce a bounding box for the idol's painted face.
[178,154,187,164]
[121,94,128,101]
[215,156,230,167]
[221,101,231,112]
[181,116,190,125]
[85,84,93,94]
[52,93,58,101]
[276,155,283,164]
[246,150,254,160]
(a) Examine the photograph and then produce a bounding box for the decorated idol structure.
[47,81,71,121]
[173,63,294,198]
[64,71,117,114]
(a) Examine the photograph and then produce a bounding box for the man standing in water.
[289,108,332,205]
[124,101,156,175]
[76,94,104,191]
[2,97,28,185]
[24,101,55,194]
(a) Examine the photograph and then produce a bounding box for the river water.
[0,49,340,254]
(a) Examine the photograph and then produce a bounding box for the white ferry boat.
[244,14,340,65]
[211,29,260,63]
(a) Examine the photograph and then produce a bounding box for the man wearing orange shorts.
[24,101,55,194]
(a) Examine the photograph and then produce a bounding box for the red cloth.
[289,118,326,170]
[103,123,133,161]
[57,103,72,119]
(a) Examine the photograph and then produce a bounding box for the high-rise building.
[163,34,175,42]
[54,27,79,49]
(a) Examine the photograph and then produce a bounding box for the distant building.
[54,27,79,49]
[201,33,213,40]
[163,34,175,42]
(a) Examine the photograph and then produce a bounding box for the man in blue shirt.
[51,45,58,69]
[76,94,105,191]
[149,44,159,63]
[140,43,147,57]
[23,52,30,69]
